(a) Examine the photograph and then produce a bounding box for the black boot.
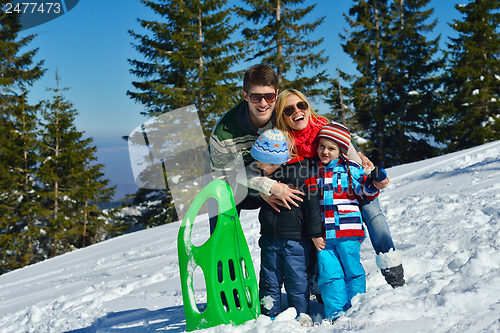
[376,250,405,288]
[380,264,405,288]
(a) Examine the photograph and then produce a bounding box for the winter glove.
[365,161,387,193]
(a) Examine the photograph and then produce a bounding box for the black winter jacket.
[257,157,323,240]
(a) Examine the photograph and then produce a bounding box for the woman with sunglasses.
[271,89,405,289]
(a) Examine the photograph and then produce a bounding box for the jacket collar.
[322,158,341,169]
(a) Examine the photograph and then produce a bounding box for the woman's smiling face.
[283,94,310,131]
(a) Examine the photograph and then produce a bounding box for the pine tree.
[341,0,444,165]
[128,0,246,136]
[340,0,392,158]
[237,0,329,98]
[124,0,245,229]
[72,143,115,248]
[438,0,500,151]
[38,72,115,256]
[325,66,359,129]
[382,0,444,164]
[0,3,45,273]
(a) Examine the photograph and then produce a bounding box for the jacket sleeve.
[235,161,277,195]
[303,176,324,238]
[347,142,363,164]
[351,165,379,201]
[208,137,248,198]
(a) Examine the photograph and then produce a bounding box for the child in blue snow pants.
[317,238,366,319]
[311,122,385,320]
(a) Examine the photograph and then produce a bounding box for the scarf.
[290,117,328,159]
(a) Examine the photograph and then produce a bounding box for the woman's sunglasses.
[283,101,308,117]
[248,93,277,104]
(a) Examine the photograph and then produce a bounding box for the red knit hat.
[318,122,351,159]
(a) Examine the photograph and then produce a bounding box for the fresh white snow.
[1,141,500,333]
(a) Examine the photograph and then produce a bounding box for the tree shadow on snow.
[63,305,187,333]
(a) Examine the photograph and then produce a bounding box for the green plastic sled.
[177,180,260,332]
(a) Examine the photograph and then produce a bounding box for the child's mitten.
[365,161,387,193]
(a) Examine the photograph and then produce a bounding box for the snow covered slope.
[1,141,500,333]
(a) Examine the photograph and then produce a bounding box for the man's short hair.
[243,64,278,92]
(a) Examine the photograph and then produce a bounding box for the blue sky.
[19,0,467,141]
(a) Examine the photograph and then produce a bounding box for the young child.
[250,128,323,323]
[310,122,386,321]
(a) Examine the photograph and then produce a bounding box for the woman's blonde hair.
[275,89,328,158]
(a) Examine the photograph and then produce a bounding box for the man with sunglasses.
[203,64,304,234]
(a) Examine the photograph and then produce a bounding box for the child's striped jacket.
[312,158,379,240]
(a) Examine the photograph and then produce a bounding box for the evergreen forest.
[1,0,499,274]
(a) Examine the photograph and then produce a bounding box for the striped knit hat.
[318,122,351,159]
[318,122,355,195]
[251,129,290,164]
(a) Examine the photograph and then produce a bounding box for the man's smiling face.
[243,85,278,129]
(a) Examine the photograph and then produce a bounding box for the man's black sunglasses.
[247,93,277,104]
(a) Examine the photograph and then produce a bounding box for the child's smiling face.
[317,138,341,165]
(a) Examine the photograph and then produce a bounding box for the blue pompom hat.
[251,129,290,164]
